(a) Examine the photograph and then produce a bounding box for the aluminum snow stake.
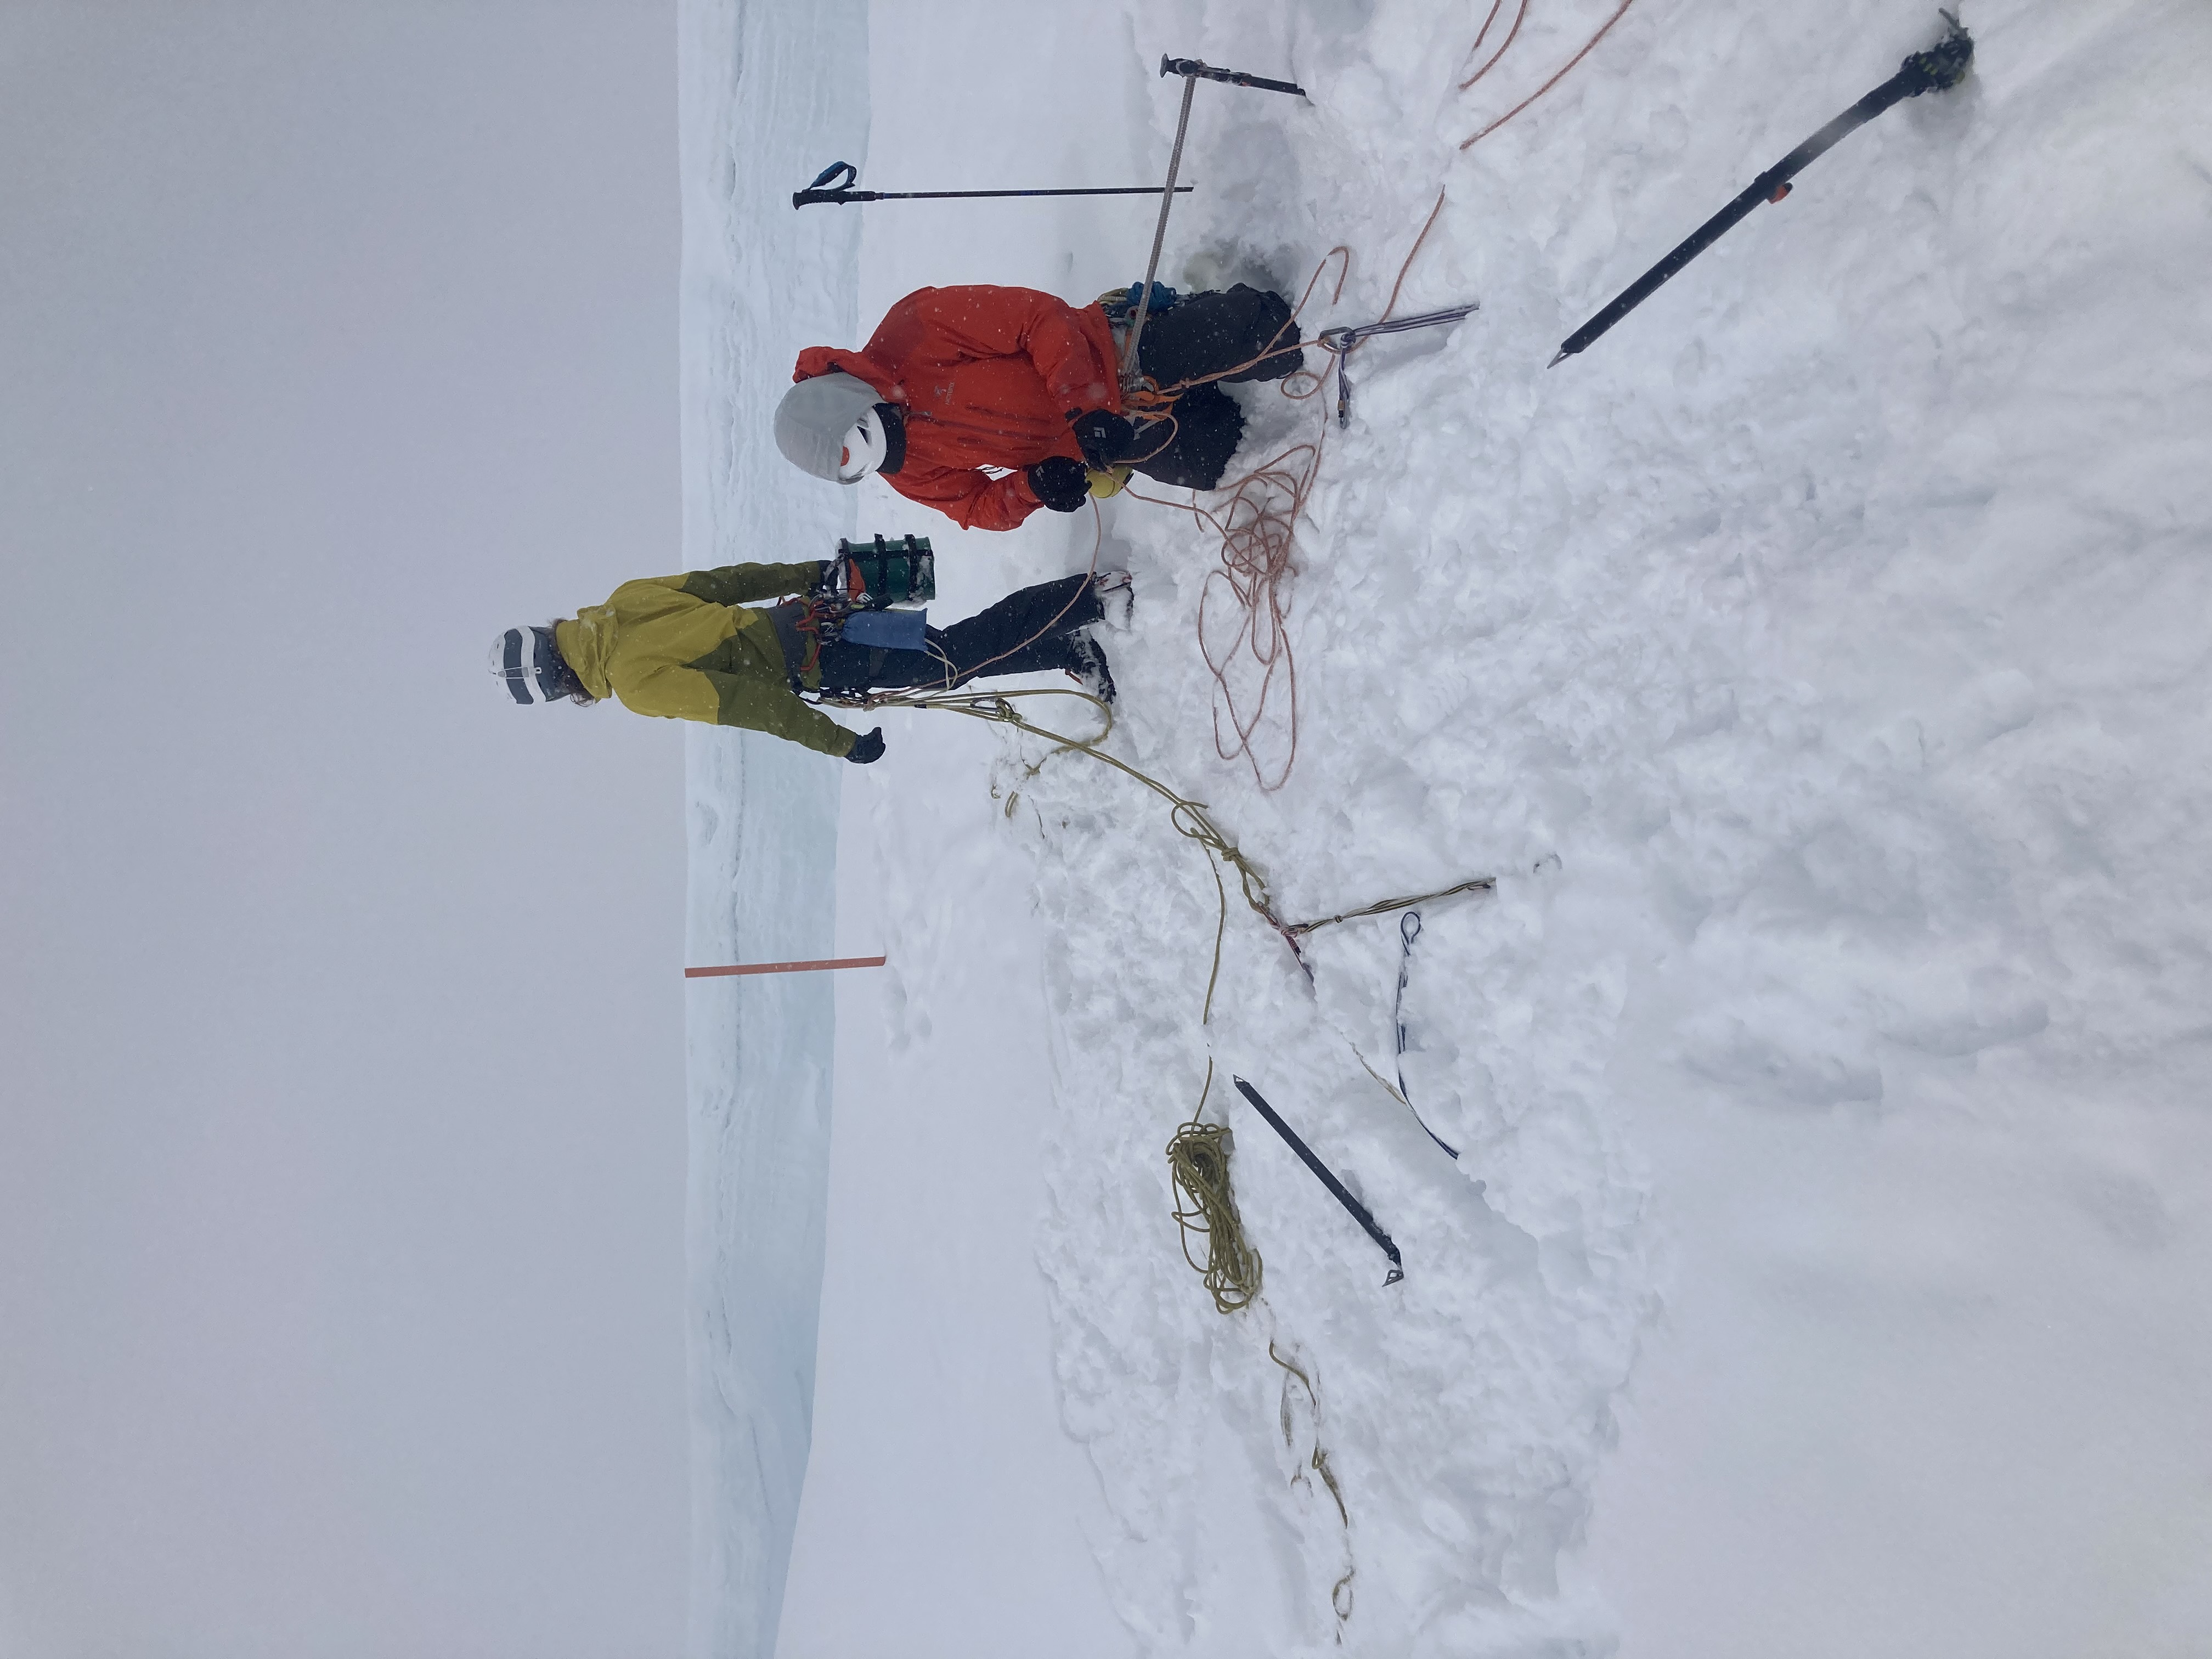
[1550,13,1974,366]
[1318,303,1479,427]
[1234,1076,1406,1286]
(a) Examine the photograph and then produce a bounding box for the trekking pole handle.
[792,161,870,209]
[1159,55,1308,98]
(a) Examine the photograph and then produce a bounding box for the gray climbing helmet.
[774,372,884,484]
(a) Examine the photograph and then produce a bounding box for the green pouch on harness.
[832,535,935,608]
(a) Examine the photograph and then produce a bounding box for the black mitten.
[845,726,886,765]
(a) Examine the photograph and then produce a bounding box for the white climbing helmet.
[774,371,885,484]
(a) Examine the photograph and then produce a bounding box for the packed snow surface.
[676,3,861,1657]
[699,0,2212,1655]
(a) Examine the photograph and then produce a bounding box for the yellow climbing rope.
[830,682,1487,1315]
[1166,1062,1264,1313]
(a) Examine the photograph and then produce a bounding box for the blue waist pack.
[837,607,928,651]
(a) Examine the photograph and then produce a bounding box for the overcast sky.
[1,5,690,1654]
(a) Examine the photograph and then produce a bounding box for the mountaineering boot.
[1130,382,1245,491]
[1136,284,1306,386]
[1067,633,1118,706]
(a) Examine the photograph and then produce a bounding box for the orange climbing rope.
[1459,0,1637,150]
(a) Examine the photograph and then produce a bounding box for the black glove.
[1068,408,1140,469]
[1025,455,1091,514]
[845,726,885,765]
[1075,407,1150,469]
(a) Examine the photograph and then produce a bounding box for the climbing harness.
[1551,14,1976,365]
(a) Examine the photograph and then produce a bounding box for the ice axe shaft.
[1550,15,1973,366]
[1121,54,1310,389]
[1233,1077,1405,1286]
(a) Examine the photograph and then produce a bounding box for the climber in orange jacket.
[777,283,1304,531]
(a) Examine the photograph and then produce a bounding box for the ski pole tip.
[1547,348,1570,369]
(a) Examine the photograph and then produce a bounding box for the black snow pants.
[815,574,1103,695]
[1125,285,1306,492]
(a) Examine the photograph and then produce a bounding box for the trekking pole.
[792,161,1193,210]
[1550,13,1973,366]
[1158,57,1308,98]
[1233,1077,1405,1286]
[1317,303,1479,427]
[1120,55,1312,390]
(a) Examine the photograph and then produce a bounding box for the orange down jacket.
[792,285,1125,532]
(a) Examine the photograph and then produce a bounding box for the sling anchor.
[1550,13,1973,366]
[1388,911,1464,1159]
[1233,1076,1405,1286]
[1318,303,1479,428]
[792,161,1193,210]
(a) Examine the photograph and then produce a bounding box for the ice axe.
[1121,55,1310,389]
[1233,1076,1406,1287]
[1550,13,1974,366]
[791,160,1193,210]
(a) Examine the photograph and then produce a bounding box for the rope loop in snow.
[1269,1341,1357,1624]
[1457,0,1638,151]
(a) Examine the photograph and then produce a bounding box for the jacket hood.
[552,607,619,702]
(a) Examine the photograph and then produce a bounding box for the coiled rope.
[1124,193,1462,792]
[1125,251,1350,793]
[1166,1061,1262,1314]
[819,682,1491,1318]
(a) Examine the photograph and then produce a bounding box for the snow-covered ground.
[676,4,864,1657]
[727,1,2212,1655]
